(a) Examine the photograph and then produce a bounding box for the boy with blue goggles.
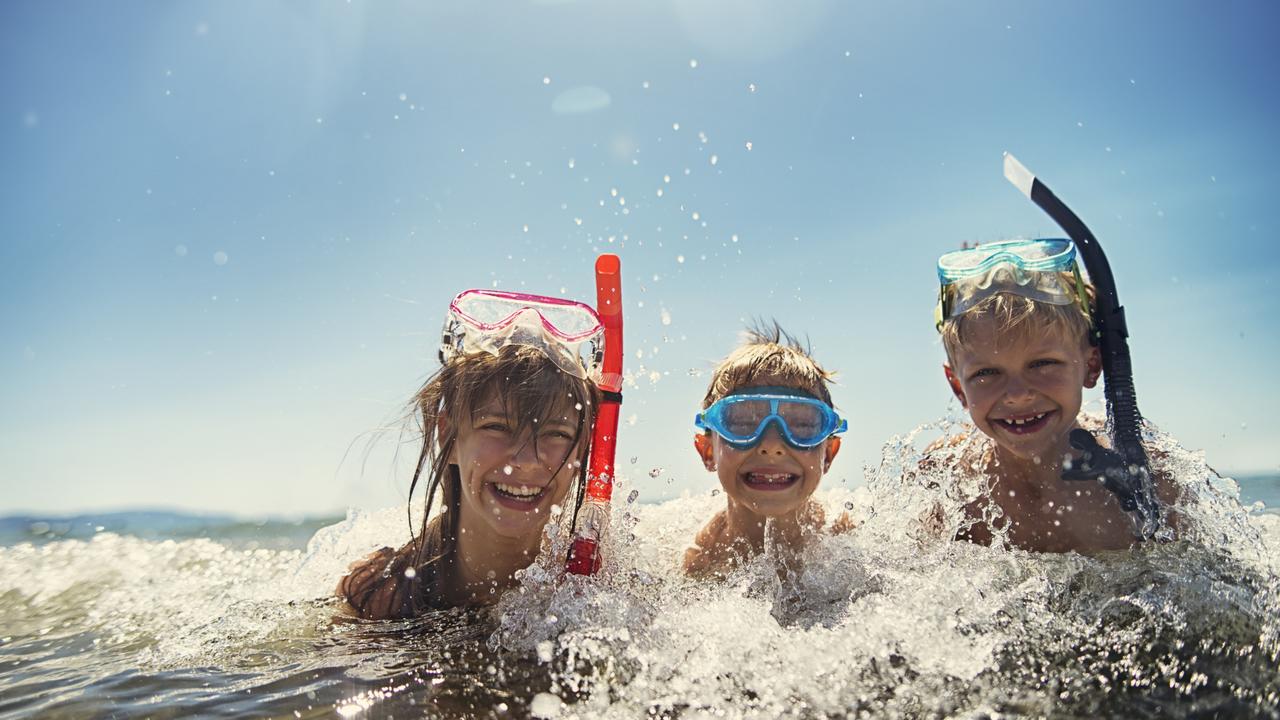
[695,389,848,449]
[684,325,854,581]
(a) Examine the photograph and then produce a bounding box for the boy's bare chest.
[990,480,1139,553]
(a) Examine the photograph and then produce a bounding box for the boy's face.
[944,314,1101,463]
[694,377,840,518]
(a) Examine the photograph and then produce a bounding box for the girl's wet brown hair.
[404,345,598,600]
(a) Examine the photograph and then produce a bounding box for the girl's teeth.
[496,483,541,498]
[748,473,794,484]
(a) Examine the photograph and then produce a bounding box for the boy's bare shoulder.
[682,510,733,579]
[829,510,859,535]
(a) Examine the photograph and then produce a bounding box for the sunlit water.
[2,423,1277,719]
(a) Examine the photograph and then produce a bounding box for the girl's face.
[450,392,586,544]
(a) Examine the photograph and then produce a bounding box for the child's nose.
[1003,375,1034,402]
[755,424,787,455]
[509,436,541,466]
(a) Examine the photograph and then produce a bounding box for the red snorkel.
[566,254,623,575]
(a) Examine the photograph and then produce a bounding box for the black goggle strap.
[935,285,951,333]
[1070,263,1100,345]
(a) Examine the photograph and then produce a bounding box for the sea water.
[2,423,1277,718]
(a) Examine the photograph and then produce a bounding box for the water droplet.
[711,488,720,496]
[542,76,551,85]
[731,234,739,243]
[689,59,698,69]
[660,308,672,326]
[404,567,417,579]
[568,158,575,169]
[213,251,228,266]
[745,141,753,151]
[676,255,685,264]
[747,82,757,93]
[709,155,718,166]
[641,80,650,89]
[627,489,639,504]
[503,465,513,475]
[574,402,583,411]
[174,245,188,257]
[672,122,680,131]
[844,501,854,511]
[649,467,663,478]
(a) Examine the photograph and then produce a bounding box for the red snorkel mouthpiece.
[567,254,623,575]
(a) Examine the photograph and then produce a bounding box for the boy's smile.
[945,316,1100,465]
[740,467,802,491]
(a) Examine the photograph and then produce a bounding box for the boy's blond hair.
[702,322,835,409]
[941,278,1095,364]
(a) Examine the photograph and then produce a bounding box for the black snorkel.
[1002,153,1163,540]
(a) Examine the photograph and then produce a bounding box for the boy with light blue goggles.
[695,387,848,449]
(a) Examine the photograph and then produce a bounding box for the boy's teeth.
[1005,412,1047,426]
[748,472,795,484]
[495,483,542,498]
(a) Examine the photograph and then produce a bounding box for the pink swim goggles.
[440,289,605,380]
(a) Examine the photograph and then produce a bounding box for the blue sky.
[2,1,1277,516]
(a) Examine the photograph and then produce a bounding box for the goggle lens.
[441,290,605,379]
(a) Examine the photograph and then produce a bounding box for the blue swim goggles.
[695,390,847,449]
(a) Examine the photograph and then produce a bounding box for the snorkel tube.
[1002,154,1162,540]
[566,254,624,575]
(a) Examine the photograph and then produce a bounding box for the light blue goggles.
[935,238,1088,329]
[695,391,847,449]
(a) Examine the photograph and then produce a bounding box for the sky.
[2,1,1277,517]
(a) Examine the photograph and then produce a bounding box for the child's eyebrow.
[470,404,509,421]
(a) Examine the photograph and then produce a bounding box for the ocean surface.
[2,442,1277,718]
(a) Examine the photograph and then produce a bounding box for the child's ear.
[693,434,716,471]
[943,364,968,407]
[823,436,842,472]
[1083,346,1102,388]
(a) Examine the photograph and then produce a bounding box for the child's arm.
[335,543,422,620]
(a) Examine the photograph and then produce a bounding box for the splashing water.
[1,429,1277,718]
